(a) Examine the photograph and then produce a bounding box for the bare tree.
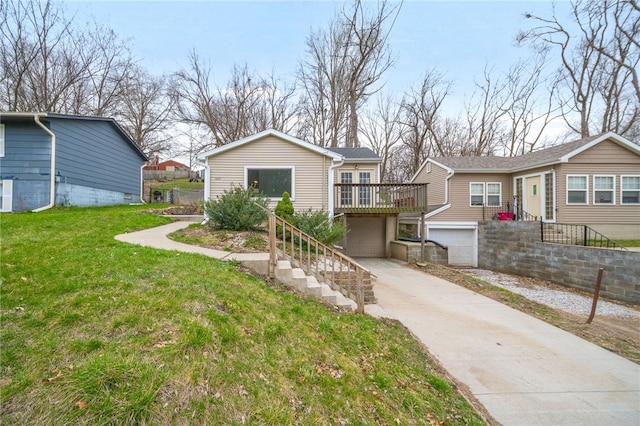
[116,68,174,157]
[461,66,510,156]
[518,0,639,139]
[298,0,400,147]
[0,0,135,116]
[171,52,297,148]
[359,93,402,182]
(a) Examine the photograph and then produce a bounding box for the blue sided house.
[0,113,148,212]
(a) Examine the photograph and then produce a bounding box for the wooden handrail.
[263,208,370,313]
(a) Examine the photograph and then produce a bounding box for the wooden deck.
[333,183,428,214]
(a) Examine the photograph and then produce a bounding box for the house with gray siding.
[0,112,148,212]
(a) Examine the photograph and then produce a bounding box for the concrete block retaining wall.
[478,221,640,305]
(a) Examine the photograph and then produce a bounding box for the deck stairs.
[274,260,358,310]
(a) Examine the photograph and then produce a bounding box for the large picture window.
[593,175,615,205]
[567,175,588,204]
[621,175,640,204]
[246,167,293,199]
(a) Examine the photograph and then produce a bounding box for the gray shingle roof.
[431,134,609,172]
[326,147,380,161]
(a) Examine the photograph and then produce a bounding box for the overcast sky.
[66,0,573,113]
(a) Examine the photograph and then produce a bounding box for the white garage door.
[347,216,386,257]
[428,227,477,266]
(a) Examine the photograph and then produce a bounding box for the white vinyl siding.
[593,175,615,205]
[567,175,588,204]
[621,175,640,204]
[0,180,13,212]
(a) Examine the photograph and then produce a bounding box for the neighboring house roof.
[197,129,344,161]
[414,132,639,178]
[326,147,380,162]
[144,159,190,170]
[0,112,148,161]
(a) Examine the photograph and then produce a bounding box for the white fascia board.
[197,129,344,161]
[424,204,451,219]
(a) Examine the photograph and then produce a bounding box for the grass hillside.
[0,206,485,425]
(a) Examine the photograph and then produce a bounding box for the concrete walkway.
[359,258,640,426]
[116,224,640,425]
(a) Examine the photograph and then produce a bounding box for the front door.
[526,176,541,219]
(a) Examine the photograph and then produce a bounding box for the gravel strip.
[457,269,640,319]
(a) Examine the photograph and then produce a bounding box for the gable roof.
[416,132,639,177]
[326,147,380,162]
[197,129,344,161]
[0,112,148,161]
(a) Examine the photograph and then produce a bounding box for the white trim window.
[593,175,615,205]
[470,182,501,206]
[470,183,484,206]
[621,175,640,204]
[0,123,5,157]
[358,171,371,205]
[567,175,588,204]
[245,166,294,200]
[486,183,501,206]
[0,180,13,212]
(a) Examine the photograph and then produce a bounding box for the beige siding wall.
[413,162,448,205]
[430,173,513,221]
[207,135,329,211]
[555,155,640,225]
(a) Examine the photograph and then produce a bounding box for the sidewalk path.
[360,258,640,426]
[114,221,269,265]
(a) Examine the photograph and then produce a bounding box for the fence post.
[583,225,588,246]
[586,268,604,324]
[268,213,277,279]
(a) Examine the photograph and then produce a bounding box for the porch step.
[274,261,357,310]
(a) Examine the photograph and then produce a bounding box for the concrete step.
[290,268,307,290]
[275,260,292,284]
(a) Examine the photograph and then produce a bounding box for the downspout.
[32,114,56,212]
[197,158,210,223]
[328,156,344,217]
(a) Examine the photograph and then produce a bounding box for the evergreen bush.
[274,191,294,221]
[292,209,347,246]
[204,186,269,231]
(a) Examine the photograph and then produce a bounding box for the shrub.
[204,186,269,231]
[292,209,347,246]
[274,191,294,221]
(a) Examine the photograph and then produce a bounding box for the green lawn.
[0,206,485,425]
[151,179,204,190]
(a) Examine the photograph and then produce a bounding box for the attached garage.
[426,222,478,267]
[345,216,387,257]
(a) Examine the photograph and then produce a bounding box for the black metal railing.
[333,183,428,213]
[483,201,539,221]
[541,223,627,250]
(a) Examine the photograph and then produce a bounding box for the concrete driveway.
[359,258,640,426]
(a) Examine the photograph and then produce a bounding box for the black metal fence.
[541,223,627,250]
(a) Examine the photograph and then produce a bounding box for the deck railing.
[333,183,428,213]
[541,223,627,250]
[266,210,372,313]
